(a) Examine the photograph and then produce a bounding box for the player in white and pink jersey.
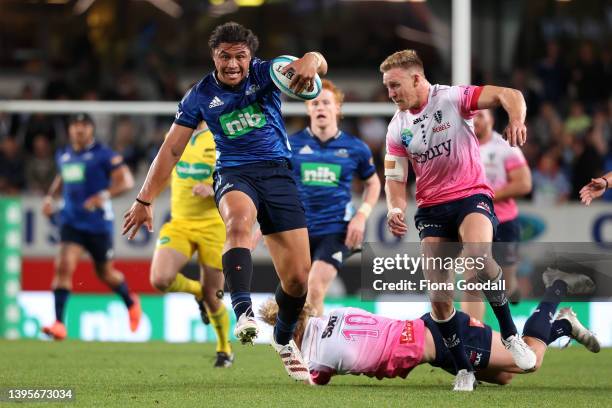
[463,109,532,321]
[380,49,534,390]
[258,269,600,387]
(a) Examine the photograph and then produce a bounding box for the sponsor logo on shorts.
[219,103,267,138]
[411,140,451,164]
[416,223,443,232]
[476,201,491,214]
[469,351,483,367]
[443,334,460,348]
[218,182,234,196]
[158,236,170,245]
[175,161,213,180]
[61,163,86,183]
[301,162,341,187]
[331,251,343,264]
[399,320,415,344]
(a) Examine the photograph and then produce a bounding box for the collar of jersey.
[72,140,97,154]
[306,127,342,145]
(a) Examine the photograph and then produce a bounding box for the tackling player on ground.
[462,109,532,320]
[289,80,381,315]
[260,269,599,387]
[42,113,140,339]
[122,22,327,380]
[149,122,233,368]
[381,50,534,390]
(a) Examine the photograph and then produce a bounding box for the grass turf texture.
[1,341,610,407]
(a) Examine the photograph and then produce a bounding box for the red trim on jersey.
[470,86,484,111]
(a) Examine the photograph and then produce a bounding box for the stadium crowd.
[0,41,610,204]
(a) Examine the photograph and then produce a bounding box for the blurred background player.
[149,122,233,368]
[381,50,534,390]
[41,113,139,340]
[259,269,599,388]
[289,79,380,316]
[122,22,327,380]
[462,109,532,320]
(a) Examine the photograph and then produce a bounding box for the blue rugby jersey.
[56,142,122,233]
[289,128,376,236]
[174,58,291,169]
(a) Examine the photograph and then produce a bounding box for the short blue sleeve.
[356,141,377,180]
[250,58,274,89]
[100,146,123,174]
[174,85,202,129]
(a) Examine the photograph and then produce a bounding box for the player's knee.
[150,272,172,292]
[283,274,308,297]
[224,217,253,241]
[496,372,514,385]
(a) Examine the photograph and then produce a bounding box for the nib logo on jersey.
[219,104,267,139]
[301,162,341,187]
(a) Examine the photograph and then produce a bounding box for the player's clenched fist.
[387,209,408,238]
[122,201,153,240]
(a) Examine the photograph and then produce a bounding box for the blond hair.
[379,49,424,74]
[258,299,316,337]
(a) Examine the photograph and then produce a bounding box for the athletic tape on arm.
[384,154,409,182]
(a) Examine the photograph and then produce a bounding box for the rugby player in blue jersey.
[122,22,327,380]
[41,113,139,340]
[289,80,380,315]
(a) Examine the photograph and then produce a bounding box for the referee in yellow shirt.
[150,122,232,367]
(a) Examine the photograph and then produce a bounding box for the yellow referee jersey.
[170,128,219,221]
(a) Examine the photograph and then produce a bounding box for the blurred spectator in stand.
[0,136,26,194]
[509,68,540,121]
[111,116,144,174]
[535,40,568,103]
[565,100,592,137]
[571,41,606,109]
[571,126,605,200]
[25,134,57,194]
[531,149,571,206]
[530,102,563,148]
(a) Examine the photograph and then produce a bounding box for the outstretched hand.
[579,178,607,206]
[122,202,153,240]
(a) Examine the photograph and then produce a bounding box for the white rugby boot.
[233,313,259,345]
[556,307,601,353]
[453,369,477,391]
[502,334,537,371]
[271,338,310,381]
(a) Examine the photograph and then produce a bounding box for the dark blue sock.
[523,280,568,343]
[222,248,254,319]
[112,282,134,308]
[230,292,253,318]
[432,310,473,372]
[548,319,572,344]
[53,288,70,323]
[480,268,517,339]
[274,285,306,346]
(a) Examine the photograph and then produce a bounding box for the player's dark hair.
[208,22,259,54]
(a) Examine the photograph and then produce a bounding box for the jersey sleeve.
[455,85,483,119]
[174,84,202,129]
[101,147,124,174]
[250,58,275,90]
[385,112,409,157]
[355,141,377,180]
[504,146,528,172]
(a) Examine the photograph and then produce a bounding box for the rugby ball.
[269,55,322,101]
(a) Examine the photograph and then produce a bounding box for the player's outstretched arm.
[283,52,327,94]
[580,172,611,206]
[122,123,193,239]
[477,86,527,147]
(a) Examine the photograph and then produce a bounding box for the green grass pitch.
[1,340,610,407]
